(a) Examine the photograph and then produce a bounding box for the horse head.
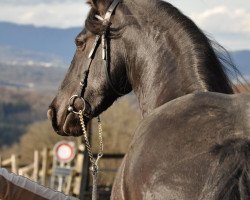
[48,0,132,136]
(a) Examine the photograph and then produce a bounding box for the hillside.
[0,46,66,68]
[0,88,53,146]
[0,62,66,91]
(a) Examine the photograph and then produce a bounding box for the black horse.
[48,0,250,199]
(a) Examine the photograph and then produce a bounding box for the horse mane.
[210,39,249,92]
[199,139,250,199]
[85,0,249,93]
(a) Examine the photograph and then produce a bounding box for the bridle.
[67,0,124,117]
[67,0,122,199]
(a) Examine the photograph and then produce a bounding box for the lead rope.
[78,110,103,200]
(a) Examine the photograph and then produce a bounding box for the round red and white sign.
[54,141,76,163]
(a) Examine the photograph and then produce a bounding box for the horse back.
[112,92,250,200]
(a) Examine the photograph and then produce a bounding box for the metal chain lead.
[78,110,104,200]
[97,116,104,159]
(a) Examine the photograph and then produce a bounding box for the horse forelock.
[84,0,160,35]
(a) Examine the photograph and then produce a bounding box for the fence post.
[33,150,39,182]
[11,154,18,174]
[41,147,48,185]
[65,163,74,195]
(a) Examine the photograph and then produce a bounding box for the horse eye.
[75,39,84,47]
[75,35,86,50]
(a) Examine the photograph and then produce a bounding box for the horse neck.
[123,2,233,117]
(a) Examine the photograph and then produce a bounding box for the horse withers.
[48,0,250,199]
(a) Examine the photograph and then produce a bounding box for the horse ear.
[86,0,111,14]
[86,0,98,8]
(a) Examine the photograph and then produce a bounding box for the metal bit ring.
[68,95,86,114]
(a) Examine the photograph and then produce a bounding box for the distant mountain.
[0,21,81,64]
[0,21,249,77]
[231,50,250,76]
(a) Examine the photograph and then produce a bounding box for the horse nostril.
[47,108,54,121]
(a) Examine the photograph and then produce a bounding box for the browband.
[95,0,121,22]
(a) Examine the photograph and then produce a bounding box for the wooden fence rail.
[0,144,124,199]
[0,154,19,174]
[0,145,84,198]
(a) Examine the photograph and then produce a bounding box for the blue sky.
[0,0,250,50]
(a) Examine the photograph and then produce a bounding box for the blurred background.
[0,0,249,197]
